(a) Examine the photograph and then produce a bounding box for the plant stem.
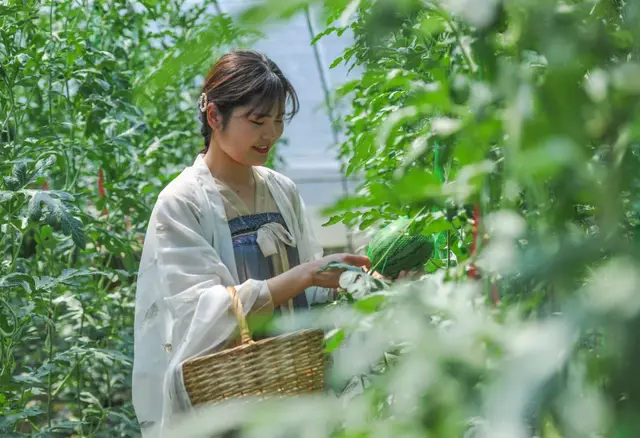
[48,2,53,128]
[447,230,451,269]
[304,4,354,253]
[67,154,87,191]
[52,354,86,398]
[106,368,112,409]
[76,302,85,416]
[8,229,24,274]
[47,289,54,428]
[41,223,57,428]
[212,0,223,15]
[1,70,19,142]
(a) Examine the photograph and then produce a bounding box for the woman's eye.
[251,120,264,126]
[275,119,284,124]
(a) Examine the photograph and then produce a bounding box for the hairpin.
[198,93,208,113]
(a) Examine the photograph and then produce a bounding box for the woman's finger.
[343,254,372,268]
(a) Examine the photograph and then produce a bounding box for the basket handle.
[226,286,253,344]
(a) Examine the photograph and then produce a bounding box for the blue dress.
[213,169,309,318]
[228,212,308,313]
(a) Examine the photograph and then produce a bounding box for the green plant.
[157,0,640,436]
[0,1,256,435]
[6,0,640,436]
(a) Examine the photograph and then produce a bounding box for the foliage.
[0,0,260,435]
[4,0,640,437]
[162,0,640,437]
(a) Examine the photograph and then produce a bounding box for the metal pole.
[212,0,223,15]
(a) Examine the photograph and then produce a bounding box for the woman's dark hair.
[198,49,300,154]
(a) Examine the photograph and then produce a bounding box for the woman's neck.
[203,142,253,188]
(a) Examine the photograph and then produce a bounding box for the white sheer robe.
[132,155,330,436]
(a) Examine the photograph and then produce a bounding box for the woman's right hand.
[266,253,371,308]
[305,253,371,289]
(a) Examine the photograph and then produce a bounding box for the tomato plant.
[0,1,256,435]
[4,0,640,436]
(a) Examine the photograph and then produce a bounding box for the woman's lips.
[253,145,271,154]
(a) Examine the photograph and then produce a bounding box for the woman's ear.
[206,103,222,132]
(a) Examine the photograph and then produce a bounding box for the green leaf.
[310,26,341,45]
[3,161,29,190]
[95,78,110,91]
[330,55,344,69]
[12,161,28,187]
[338,0,361,25]
[35,269,107,291]
[0,190,13,202]
[3,176,20,191]
[393,167,442,203]
[60,209,86,249]
[359,213,381,230]
[135,14,256,100]
[0,409,44,430]
[27,191,85,248]
[316,261,366,274]
[322,215,343,226]
[420,211,454,234]
[28,192,43,220]
[354,293,387,314]
[324,328,346,353]
[0,273,35,293]
[239,0,310,26]
[35,154,56,172]
[56,346,132,366]
[39,420,89,434]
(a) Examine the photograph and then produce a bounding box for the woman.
[132,50,371,435]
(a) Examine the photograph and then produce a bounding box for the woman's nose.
[262,121,281,140]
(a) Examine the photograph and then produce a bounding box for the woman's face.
[208,102,285,167]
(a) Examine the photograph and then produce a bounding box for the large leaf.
[0,409,44,431]
[1,155,56,191]
[35,269,107,292]
[3,161,27,190]
[27,191,85,248]
[0,273,35,294]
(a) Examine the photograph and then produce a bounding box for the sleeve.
[154,191,273,361]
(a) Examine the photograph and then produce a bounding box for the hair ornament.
[198,93,208,113]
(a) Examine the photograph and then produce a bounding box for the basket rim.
[182,327,326,368]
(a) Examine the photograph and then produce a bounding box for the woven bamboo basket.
[182,286,326,406]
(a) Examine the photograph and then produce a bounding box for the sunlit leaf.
[324,328,346,353]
